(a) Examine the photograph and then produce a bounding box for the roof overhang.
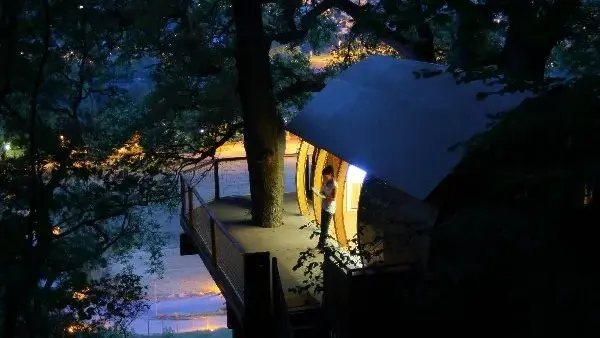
[286,56,529,200]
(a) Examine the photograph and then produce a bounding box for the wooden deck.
[205,193,323,308]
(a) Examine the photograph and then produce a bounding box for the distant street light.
[3,142,10,151]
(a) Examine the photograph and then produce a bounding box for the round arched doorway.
[295,140,368,248]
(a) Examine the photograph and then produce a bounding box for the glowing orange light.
[106,132,144,164]
[73,287,90,300]
[66,323,87,334]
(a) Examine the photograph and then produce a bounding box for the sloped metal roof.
[286,55,529,200]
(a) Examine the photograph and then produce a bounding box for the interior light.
[347,165,366,183]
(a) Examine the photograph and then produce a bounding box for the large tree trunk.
[498,28,555,82]
[233,0,285,228]
[499,0,580,82]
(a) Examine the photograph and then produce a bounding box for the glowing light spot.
[347,165,366,183]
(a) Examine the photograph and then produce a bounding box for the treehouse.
[179,55,528,338]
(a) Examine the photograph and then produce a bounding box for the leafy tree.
[418,74,600,336]
[0,0,228,336]
[228,0,582,227]
[116,0,331,227]
[324,32,399,72]
[548,0,600,74]
[289,1,600,334]
[305,14,338,52]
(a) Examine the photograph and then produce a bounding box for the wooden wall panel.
[295,141,313,219]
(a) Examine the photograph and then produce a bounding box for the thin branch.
[333,0,415,58]
[71,39,90,118]
[97,214,131,255]
[270,0,335,44]
[276,76,326,101]
[270,0,416,58]
[55,202,138,240]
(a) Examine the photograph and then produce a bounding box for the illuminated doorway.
[295,139,369,249]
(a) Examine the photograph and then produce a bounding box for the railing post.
[187,187,194,225]
[180,176,185,217]
[213,159,221,200]
[243,252,271,338]
[210,219,217,265]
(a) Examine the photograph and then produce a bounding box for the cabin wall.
[358,176,438,267]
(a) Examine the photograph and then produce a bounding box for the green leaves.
[0,0,187,335]
[306,15,338,52]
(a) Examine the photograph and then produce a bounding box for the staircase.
[288,305,324,338]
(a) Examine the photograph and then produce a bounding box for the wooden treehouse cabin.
[179,56,527,338]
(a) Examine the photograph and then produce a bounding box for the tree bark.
[498,32,553,82]
[233,0,285,227]
[499,0,581,82]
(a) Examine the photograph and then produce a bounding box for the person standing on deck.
[315,165,337,249]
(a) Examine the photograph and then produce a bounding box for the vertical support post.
[227,302,245,338]
[180,176,185,217]
[214,160,221,200]
[210,219,218,265]
[243,252,271,338]
[187,188,194,226]
[305,152,311,196]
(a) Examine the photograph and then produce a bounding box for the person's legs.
[318,209,332,248]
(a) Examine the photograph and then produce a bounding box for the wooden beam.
[213,160,221,200]
[334,160,349,247]
[295,140,313,219]
[312,148,329,226]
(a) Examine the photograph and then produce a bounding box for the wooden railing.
[180,173,273,336]
[271,257,293,338]
[211,154,298,200]
[180,153,298,337]
[182,154,298,202]
[322,249,416,338]
[180,175,247,316]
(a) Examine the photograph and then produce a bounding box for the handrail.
[184,177,245,253]
[214,153,297,164]
[180,154,299,335]
[323,250,416,338]
[180,153,297,173]
[179,173,247,319]
[183,153,298,201]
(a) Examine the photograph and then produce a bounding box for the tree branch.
[0,0,17,102]
[271,0,417,58]
[333,0,414,58]
[276,76,326,101]
[270,0,334,44]
[188,121,243,160]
